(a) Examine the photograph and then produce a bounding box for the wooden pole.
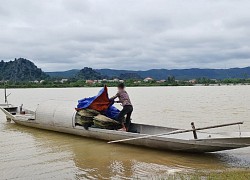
[4,84,7,103]
[191,122,198,139]
[107,121,244,144]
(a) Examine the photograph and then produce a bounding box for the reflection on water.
[1,122,249,179]
[0,86,250,179]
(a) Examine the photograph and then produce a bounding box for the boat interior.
[0,104,18,115]
[128,124,247,140]
[74,115,228,140]
[124,123,177,135]
[1,104,35,121]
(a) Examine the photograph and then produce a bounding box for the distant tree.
[167,76,175,83]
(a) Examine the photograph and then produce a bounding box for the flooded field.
[0,86,250,179]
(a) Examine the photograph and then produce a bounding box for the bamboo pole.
[4,84,7,103]
[107,121,244,144]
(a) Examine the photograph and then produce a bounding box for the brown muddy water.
[0,86,250,179]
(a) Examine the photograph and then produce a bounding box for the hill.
[1,58,248,82]
[46,67,250,80]
[0,58,48,81]
[97,67,250,80]
[46,69,79,78]
[119,73,142,80]
[75,67,104,80]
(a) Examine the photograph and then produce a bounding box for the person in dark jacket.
[110,83,133,131]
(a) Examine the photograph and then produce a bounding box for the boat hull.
[13,119,250,153]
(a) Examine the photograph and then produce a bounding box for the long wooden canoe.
[1,100,250,153]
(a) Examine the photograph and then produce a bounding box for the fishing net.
[93,115,122,130]
[75,114,93,126]
[93,114,119,123]
[77,109,95,117]
[85,108,100,116]
[75,109,122,130]
[76,86,123,130]
[75,109,95,128]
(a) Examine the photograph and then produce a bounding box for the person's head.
[117,83,125,90]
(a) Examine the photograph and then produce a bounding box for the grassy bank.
[166,170,250,180]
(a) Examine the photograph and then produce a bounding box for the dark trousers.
[117,105,133,129]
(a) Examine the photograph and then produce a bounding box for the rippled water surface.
[0,86,250,179]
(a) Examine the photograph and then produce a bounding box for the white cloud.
[0,0,250,71]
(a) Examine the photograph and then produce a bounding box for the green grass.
[172,170,250,180]
[146,170,250,180]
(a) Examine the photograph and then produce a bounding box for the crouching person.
[110,83,133,131]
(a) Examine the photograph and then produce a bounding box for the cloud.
[0,0,250,71]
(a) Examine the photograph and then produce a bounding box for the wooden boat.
[0,86,18,116]
[1,100,250,153]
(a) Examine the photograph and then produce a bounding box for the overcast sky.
[0,0,250,71]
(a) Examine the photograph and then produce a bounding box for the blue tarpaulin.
[77,86,120,119]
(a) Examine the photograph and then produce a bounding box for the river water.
[0,86,250,179]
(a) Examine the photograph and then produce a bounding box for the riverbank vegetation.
[0,78,250,88]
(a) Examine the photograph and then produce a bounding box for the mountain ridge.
[0,58,249,81]
[46,67,250,80]
[0,58,49,81]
